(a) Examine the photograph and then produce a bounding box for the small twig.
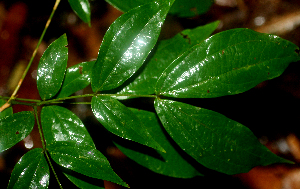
[0,101,10,112]
[0,0,61,112]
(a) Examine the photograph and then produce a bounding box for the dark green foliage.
[1,0,299,188]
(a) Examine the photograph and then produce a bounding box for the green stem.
[34,106,63,189]
[37,94,94,106]
[1,95,41,103]
[69,102,92,105]
[45,151,63,189]
[34,106,46,150]
[37,93,157,106]
[10,101,36,107]
[3,93,157,107]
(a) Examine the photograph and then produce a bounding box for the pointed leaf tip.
[68,0,91,26]
[154,99,291,174]
[156,29,300,98]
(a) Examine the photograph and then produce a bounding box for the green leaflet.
[56,61,95,98]
[91,96,164,152]
[154,99,292,175]
[117,21,220,97]
[41,105,95,147]
[156,28,300,98]
[0,111,35,153]
[37,34,68,100]
[105,0,212,17]
[7,148,49,189]
[68,0,91,26]
[47,141,128,187]
[91,1,173,92]
[0,99,13,119]
[114,108,203,178]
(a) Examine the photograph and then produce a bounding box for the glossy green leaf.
[118,21,219,97]
[169,0,214,17]
[91,1,173,92]
[63,172,105,189]
[68,0,91,26]
[0,99,13,119]
[47,141,128,187]
[156,28,300,98]
[37,34,68,100]
[41,105,95,147]
[105,0,212,17]
[7,148,49,189]
[0,111,35,153]
[91,96,164,152]
[154,99,292,175]
[56,61,95,98]
[114,108,203,178]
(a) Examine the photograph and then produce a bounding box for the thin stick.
[0,0,61,112]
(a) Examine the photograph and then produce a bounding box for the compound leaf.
[47,141,128,187]
[7,148,49,189]
[91,96,164,152]
[37,34,68,100]
[91,1,173,92]
[114,108,203,178]
[56,61,95,98]
[41,105,95,147]
[0,111,35,153]
[156,28,300,98]
[68,0,91,26]
[154,99,292,175]
[118,21,219,97]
